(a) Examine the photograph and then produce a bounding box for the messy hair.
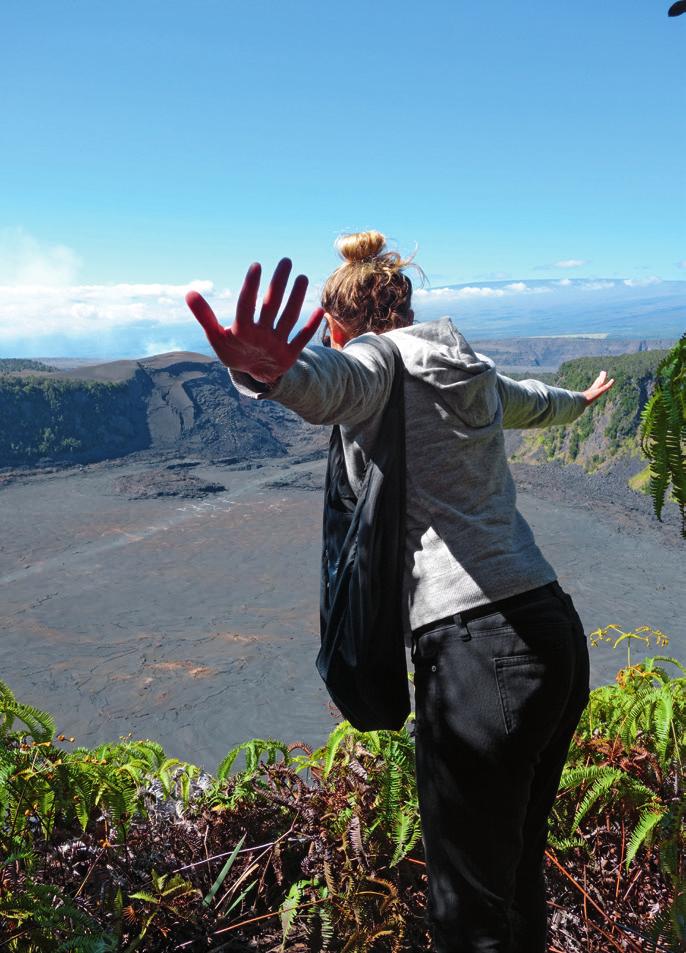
[320,230,425,344]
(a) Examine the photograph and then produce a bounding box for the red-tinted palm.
[185,258,325,384]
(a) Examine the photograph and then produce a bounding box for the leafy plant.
[549,627,685,952]
[639,331,686,537]
[1,637,684,951]
[125,868,201,950]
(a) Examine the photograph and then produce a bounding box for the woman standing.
[186,232,614,953]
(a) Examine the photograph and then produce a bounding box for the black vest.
[317,337,411,732]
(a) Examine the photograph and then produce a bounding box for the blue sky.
[0,0,684,356]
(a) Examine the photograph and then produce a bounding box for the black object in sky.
[668,1,686,15]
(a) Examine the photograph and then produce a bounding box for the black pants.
[410,580,590,953]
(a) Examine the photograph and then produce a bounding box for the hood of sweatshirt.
[370,316,500,429]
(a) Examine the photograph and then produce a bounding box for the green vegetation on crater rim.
[0,346,674,473]
[0,358,56,373]
[0,376,147,464]
[509,349,671,473]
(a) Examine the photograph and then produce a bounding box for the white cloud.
[414,281,554,304]
[675,260,686,270]
[142,339,184,356]
[0,228,233,346]
[557,278,573,286]
[580,280,615,291]
[553,258,587,268]
[415,286,505,300]
[0,227,82,285]
[0,278,223,343]
[623,276,662,287]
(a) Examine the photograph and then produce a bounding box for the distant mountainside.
[0,343,671,476]
[0,358,56,373]
[472,336,676,371]
[507,349,670,477]
[0,352,326,468]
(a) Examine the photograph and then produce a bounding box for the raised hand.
[581,370,615,406]
[185,258,325,384]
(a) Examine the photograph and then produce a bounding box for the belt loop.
[456,612,471,641]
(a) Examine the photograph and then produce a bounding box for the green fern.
[565,766,625,831]
[639,331,686,537]
[625,806,667,868]
[321,721,358,778]
[280,877,312,950]
[0,882,106,946]
[546,832,588,853]
[0,680,56,742]
[216,737,291,780]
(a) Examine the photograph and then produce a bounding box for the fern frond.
[571,768,624,832]
[639,332,686,536]
[280,878,310,950]
[625,807,667,869]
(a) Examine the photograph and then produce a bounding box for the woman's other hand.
[185,258,325,384]
[581,370,615,405]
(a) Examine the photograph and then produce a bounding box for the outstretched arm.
[495,369,615,429]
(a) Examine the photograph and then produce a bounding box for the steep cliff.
[472,336,676,371]
[0,352,326,468]
[507,349,669,475]
[1,345,671,473]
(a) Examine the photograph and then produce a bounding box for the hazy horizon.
[4,275,683,361]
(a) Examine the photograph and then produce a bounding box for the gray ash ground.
[264,470,322,491]
[1,450,683,769]
[112,468,225,500]
[510,457,684,549]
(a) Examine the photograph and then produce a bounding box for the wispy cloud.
[581,280,615,291]
[555,278,617,290]
[0,229,328,355]
[414,282,551,303]
[142,338,184,356]
[0,228,242,348]
[0,279,221,343]
[0,227,82,285]
[553,258,588,268]
[623,276,662,287]
[415,286,503,300]
[676,260,686,270]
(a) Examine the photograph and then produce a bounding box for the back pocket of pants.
[493,653,568,739]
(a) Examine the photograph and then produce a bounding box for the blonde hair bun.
[321,229,424,339]
[336,230,387,263]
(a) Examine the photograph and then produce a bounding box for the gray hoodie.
[230,317,588,637]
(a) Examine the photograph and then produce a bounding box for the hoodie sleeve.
[495,373,588,429]
[228,338,394,428]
